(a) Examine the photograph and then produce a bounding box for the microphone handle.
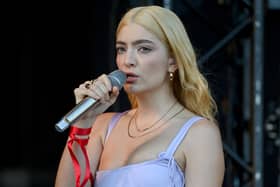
[55,97,101,132]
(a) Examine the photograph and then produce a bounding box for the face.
[116,23,175,94]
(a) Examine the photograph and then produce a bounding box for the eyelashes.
[116,46,153,55]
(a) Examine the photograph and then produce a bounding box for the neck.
[136,93,177,114]
[127,92,183,137]
[134,81,176,112]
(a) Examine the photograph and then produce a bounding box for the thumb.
[109,86,120,103]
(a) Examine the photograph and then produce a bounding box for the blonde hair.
[116,6,217,122]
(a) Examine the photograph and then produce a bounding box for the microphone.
[55,70,127,132]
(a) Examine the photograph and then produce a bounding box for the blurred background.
[13,0,280,186]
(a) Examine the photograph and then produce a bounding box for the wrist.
[69,126,92,145]
[73,117,97,129]
[70,126,92,135]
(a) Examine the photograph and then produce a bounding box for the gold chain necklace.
[134,101,177,132]
[127,107,184,138]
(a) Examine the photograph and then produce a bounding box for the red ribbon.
[67,126,93,187]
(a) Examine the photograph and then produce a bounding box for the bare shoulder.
[182,118,225,187]
[183,118,223,150]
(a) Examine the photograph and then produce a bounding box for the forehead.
[117,23,161,44]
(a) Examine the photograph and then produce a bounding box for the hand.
[73,74,120,128]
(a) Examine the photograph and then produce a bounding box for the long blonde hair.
[116,6,217,122]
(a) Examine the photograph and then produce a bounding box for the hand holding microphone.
[55,70,126,132]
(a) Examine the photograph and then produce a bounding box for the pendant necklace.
[134,101,177,132]
[127,106,184,138]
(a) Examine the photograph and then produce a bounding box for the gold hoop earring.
[169,72,174,81]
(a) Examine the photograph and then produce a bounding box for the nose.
[124,49,136,67]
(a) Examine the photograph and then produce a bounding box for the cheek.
[146,55,168,72]
[143,59,168,80]
[116,56,122,68]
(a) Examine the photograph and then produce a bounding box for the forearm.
[55,126,93,187]
[55,140,92,187]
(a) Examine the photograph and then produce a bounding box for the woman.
[55,5,225,187]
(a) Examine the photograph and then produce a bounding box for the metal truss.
[186,1,263,187]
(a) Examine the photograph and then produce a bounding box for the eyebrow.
[116,39,154,46]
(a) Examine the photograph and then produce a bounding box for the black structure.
[13,0,280,186]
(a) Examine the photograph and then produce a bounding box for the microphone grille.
[108,70,127,89]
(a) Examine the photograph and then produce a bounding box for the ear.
[168,57,178,72]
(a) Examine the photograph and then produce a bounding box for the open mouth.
[126,72,139,83]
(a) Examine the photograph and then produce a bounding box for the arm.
[54,113,114,187]
[55,74,120,187]
[184,119,225,187]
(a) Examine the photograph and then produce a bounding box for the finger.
[107,86,119,104]
[89,81,110,100]
[99,74,113,91]
[81,80,93,89]
[74,87,89,104]
[109,86,119,99]
[88,80,110,101]
[75,80,100,103]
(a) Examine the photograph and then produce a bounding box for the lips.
[125,72,138,83]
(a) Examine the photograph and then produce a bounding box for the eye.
[116,46,126,54]
[138,47,152,53]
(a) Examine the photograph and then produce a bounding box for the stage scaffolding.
[194,1,265,186]
[189,1,265,186]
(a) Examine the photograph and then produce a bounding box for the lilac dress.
[94,112,203,187]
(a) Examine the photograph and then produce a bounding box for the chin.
[124,84,142,94]
[124,85,135,93]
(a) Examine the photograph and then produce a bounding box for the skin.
[55,23,224,187]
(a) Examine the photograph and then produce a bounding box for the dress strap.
[163,116,204,159]
[104,111,128,142]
